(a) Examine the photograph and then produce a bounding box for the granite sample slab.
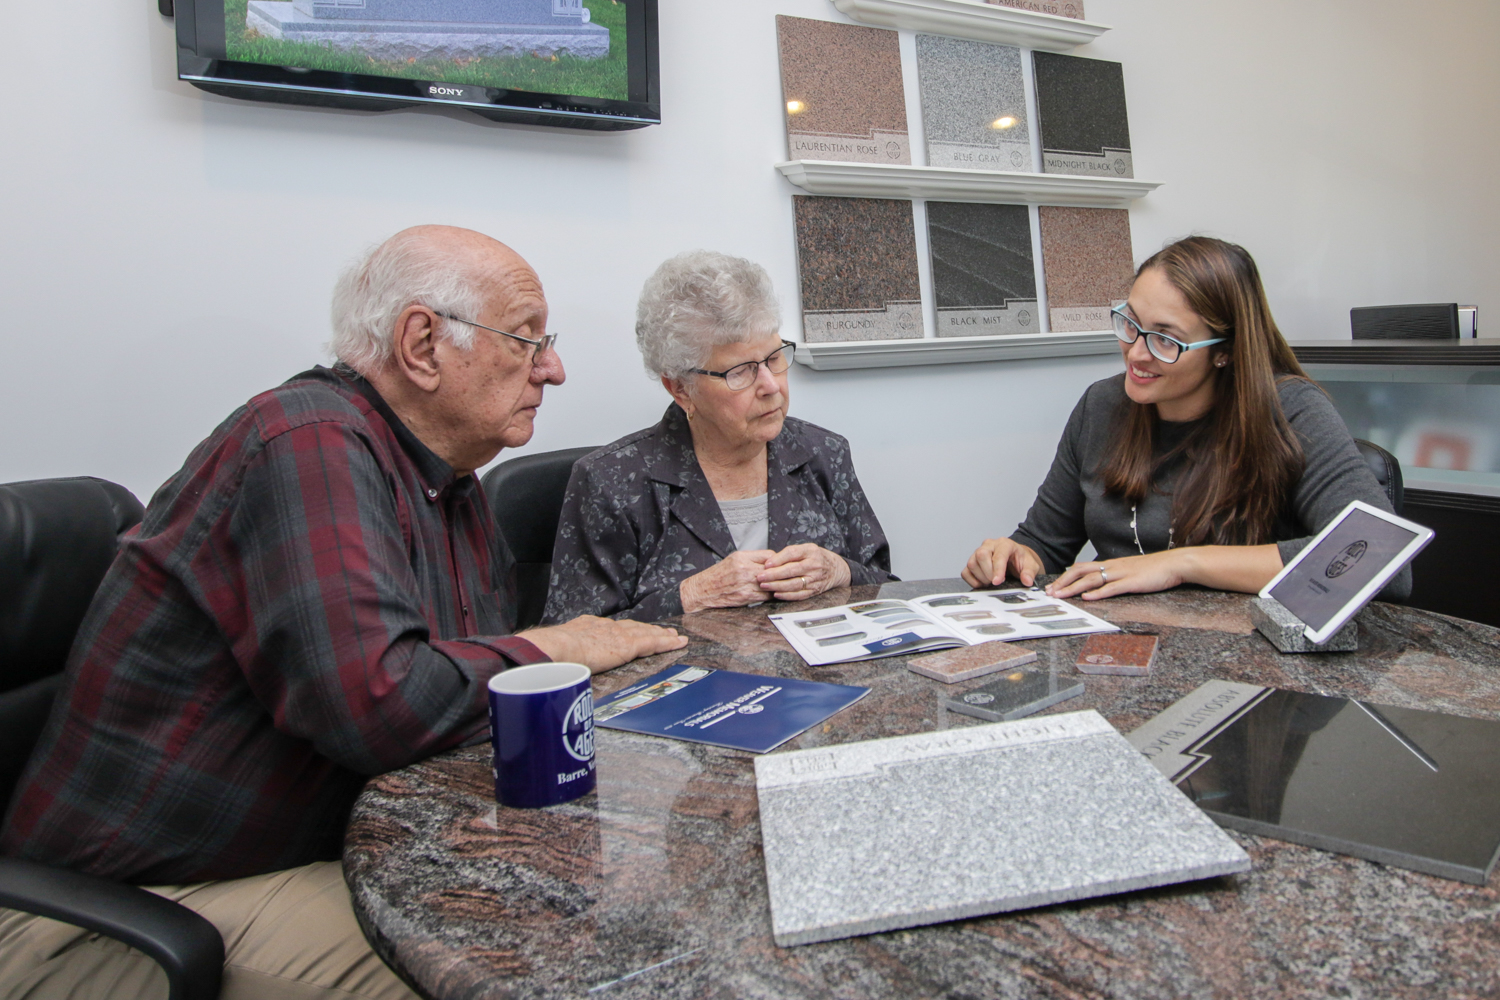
[1250,596,1359,652]
[793,196,924,342]
[942,666,1083,722]
[1033,51,1132,178]
[1130,680,1500,884]
[777,16,910,165]
[1076,632,1159,675]
[927,201,1037,336]
[986,0,1085,18]
[755,710,1249,946]
[915,35,1032,172]
[907,641,1037,683]
[1038,205,1133,332]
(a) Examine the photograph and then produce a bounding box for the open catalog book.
[770,589,1119,666]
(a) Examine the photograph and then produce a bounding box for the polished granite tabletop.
[343,582,1500,1000]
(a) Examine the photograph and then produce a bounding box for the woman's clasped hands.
[680,543,852,613]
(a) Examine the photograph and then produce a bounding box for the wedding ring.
[1099,567,1109,583]
[800,576,808,589]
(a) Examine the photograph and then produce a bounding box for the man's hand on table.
[521,616,688,673]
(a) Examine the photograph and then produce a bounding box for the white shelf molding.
[776,160,1161,208]
[794,331,1118,370]
[831,0,1109,52]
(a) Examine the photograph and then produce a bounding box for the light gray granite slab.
[755,710,1250,947]
[1249,596,1358,652]
[915,35,1032,171]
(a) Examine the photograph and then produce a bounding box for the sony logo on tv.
[426,84,484,102]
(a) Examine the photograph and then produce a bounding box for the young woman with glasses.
[543,250,895,623]
[963,235,1410,602]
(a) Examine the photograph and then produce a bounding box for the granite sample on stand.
[344,583,1500,999]
[927,201,1037,337]
[915,35,1032,172]
[1038,205,1133,332]
[1250,596,1359,652]
[793,196,924,342]
[756,710,1249,946]
[246,0,608,61]
[776,16,911,165]
[1033,52,1132,178]
[986,0,1085,17]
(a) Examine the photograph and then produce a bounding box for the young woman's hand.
[962,538,1045,589]
[1046,551,1186,600]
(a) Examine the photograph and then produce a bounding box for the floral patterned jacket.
[542,403,896,623]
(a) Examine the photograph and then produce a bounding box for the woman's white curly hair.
[635,250,781,382]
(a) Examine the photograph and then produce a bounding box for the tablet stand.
[1249,597,1358,653]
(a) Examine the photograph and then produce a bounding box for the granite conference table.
[344,582,1500,1000]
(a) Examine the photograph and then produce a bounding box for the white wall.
[3,0,1497,579]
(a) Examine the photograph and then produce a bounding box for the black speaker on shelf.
[1350,303,1468,340]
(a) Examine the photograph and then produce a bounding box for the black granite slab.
[927,201,1038,337]
[1032,51,1132,178]
[345,584,1500,1000]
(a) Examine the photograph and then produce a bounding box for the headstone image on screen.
[776,16,911,165]
[1269,507,1419,633]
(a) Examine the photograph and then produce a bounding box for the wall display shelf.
[776,160,1160,208]
[831,0,1109,52]
[794,330,1116,370]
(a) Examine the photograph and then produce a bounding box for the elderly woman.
[543,251,896,623]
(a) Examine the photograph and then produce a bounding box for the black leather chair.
[481,447,597,630]
[1353,439,1404,517]
[0,477,224,1000]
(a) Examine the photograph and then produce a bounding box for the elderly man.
[0,226,685,1000]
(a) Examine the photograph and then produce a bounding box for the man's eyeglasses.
[690,341,795,391]
[1110,305,1226,364]
[433,310,557,364]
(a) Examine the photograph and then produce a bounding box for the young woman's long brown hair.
[1099,236,1310,546]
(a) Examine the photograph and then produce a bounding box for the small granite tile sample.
[1076,633,1160,676]
[1033,51,1132,178]
[756,710,1250,947]
[986,0,1085,17]
[1249,597,1359,652]
[907,642,1038,683]
[927,201,1038,337]
[793,195,924,342]
[1038,206,1133,332]
[915,35,1032,171]
[777,15,910,165]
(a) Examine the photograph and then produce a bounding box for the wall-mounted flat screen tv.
[172,0,658,130]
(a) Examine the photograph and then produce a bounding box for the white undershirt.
[717,493,769,553]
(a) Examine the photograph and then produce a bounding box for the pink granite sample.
[794,195,924,342]
[1075,633,1159,676]
[1038,206,1134,332]
[776,15,910,165]
[907,642,1038,683]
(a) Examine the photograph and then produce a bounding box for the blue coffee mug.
[488,663,596,809]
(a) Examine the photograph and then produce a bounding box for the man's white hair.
[635,250,781,382]
[327,230,486,376]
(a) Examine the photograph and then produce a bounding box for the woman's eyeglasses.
[1110,305,1226,364]
[433,310,557,364]
[691,341,795,391]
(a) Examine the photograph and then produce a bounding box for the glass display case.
[1291,339,1500,627]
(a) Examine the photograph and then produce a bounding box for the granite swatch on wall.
[794,196,924,342]
[985,0,1085,17]
[1033,52,1132,178]
[1038,206,1133,332]
[776,16,910,165]
[916,35,1032,172]
[928,202,1037,336]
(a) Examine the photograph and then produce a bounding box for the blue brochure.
[594,665,870,753]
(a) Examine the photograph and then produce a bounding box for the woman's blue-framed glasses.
[1110,305,1226,364]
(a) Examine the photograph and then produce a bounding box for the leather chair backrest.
[0,477,144,810]
[1353,439,1404,517]
[480,447,597,630]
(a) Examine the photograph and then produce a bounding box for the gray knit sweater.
[1010,374,1411,601]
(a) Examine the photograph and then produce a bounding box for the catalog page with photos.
[771,589,1118,665]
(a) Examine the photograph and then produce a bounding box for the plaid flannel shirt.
[1,367,549,883]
